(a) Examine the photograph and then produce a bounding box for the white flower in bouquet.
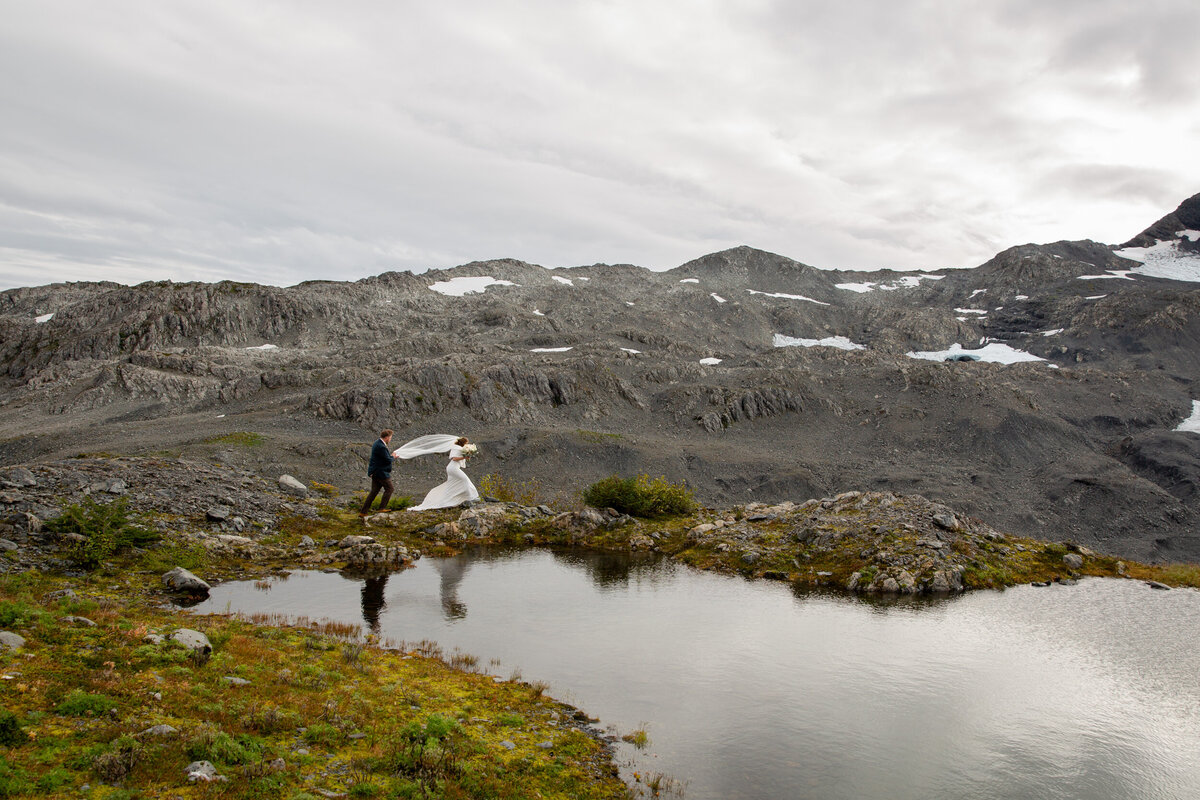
[461,443,479,458]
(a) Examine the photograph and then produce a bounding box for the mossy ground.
[0,569,626,799]
[5,486,1196,799]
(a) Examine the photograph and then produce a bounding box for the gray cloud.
[1,0,1197,289]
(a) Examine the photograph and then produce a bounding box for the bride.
[393,434,479,511]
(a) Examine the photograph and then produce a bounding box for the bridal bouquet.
[461,443,479,458]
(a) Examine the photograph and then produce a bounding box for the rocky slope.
[2,195,1200,563]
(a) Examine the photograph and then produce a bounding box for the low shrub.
[583,474,697,518]
[44,497,159,569]
[0,711,27,747]
[478,473,543,505]
[55,690,118,717]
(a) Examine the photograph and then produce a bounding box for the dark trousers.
[361,476,393,513]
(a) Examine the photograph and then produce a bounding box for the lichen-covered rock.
[169,629,212,656]
[0,631,26,651]
[162,566,211,595]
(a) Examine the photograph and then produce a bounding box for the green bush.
[0,757,32,798]
[0,711,27,747]
[0,601,51,629]
[55,690,118,717]
[185,727,266,765]
[582,474,697,518]
[44,497,159,569]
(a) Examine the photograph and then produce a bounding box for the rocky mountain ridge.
[2,194,1200,563]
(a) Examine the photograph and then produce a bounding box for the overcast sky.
[2,0,1198,290]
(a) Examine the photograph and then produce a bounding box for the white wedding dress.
[394,435,479,511]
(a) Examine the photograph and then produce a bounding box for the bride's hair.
[455,436,468,446]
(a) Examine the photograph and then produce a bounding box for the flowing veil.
[392,434,459,459]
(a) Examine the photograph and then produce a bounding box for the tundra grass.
[0,573,626,800]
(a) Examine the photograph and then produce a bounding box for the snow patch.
[1111,232,1200,282]
[1015,295,1029,300]
[429,276,518,296]
[773,334,864,351]
[552,276,574,286]
[1078,270,1136,281]
[1176,400,1200,433]
[620,347,641,354]
[679,278,699,284]
[835,273,943,293]
[530,347,572,353]
[1041,328,1064,337]
[533,309,544,316]
[711,293,726,303]
[747,289,830,306]
[34,313,53,323]
[245,344,279,350]
[970,289,986,297]
[699,357,722,365]
[955,308,988,315]
[907,342,1048,365]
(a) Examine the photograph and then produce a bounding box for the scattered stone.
[1145,581,1171,591]
[60,616,95,627]
[537,741,553,748]
[269,758,286,771]
[0,539,18,552]
[222,676,250,686]
[1031,581,1051,587]
[1116,561,1128,576]
[43,589,78,602]
[339,535,375,549]
[143,633,165,645]
[205,506,232,523]
[500,740,516,751]
[278,475,309,497]
[932,513,958,531]
[162,566,211,595]
[0,632,26,652]
[139,724,178,737]
[185,760,222,782]
[298,535,316,548]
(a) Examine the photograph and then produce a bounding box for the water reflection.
[432,554,470,619]
[359,573,388,633]
[190,549,1200,800]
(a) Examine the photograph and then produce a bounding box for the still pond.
[190,547,1200,800]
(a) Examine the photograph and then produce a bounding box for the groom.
[360,429,395,516]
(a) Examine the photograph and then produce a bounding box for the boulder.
[0,631,26,652]
[206,506,231,523]
[162,567,211,595]
[277,475,309,497]
[338,535,375,549]
[169,629,213,656]
[1062,553,1083,570]
[932,512,959,531]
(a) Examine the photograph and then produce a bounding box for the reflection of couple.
[360,431,479,515]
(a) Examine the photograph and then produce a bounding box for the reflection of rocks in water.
[548,549,661,590]
[435,555,470,620]
[359,573,388,633]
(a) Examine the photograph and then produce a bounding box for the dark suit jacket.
[368,439,394,479]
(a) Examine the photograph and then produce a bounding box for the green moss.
[205,431,267,447]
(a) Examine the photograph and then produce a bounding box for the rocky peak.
[1119,192,1200,250]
